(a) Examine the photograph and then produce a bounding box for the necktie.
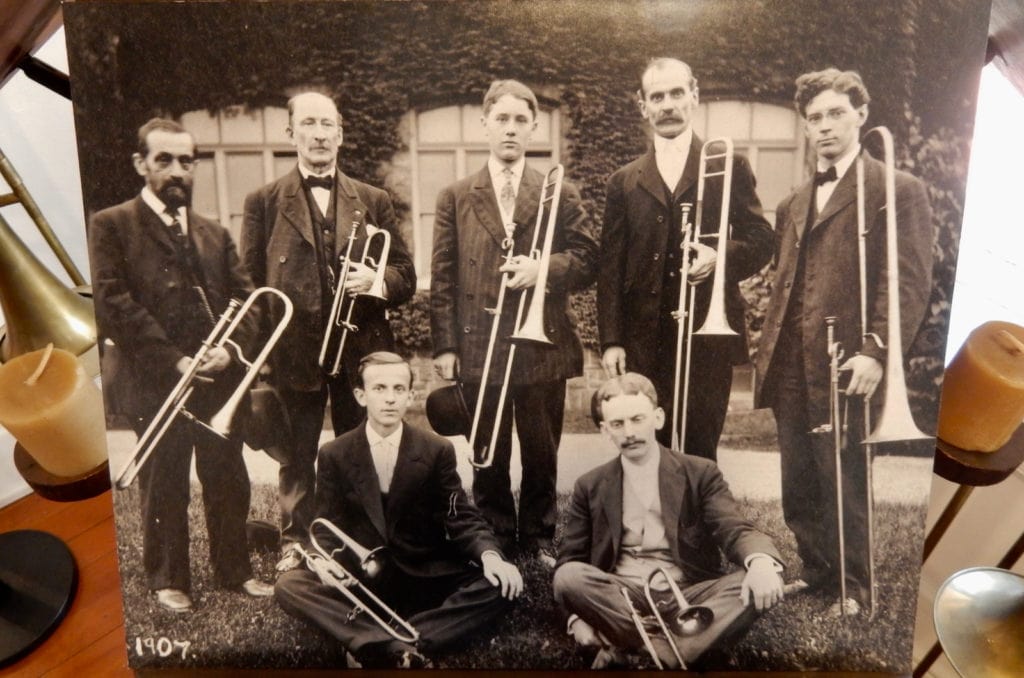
[500,167,516,216]
[305,174,334,190]
[166,208,187,246]
[376,439,395,492]
[814,166,838,186]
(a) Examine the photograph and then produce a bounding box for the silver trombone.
[671,137,738,453]
[620,567,714,670]
[294,517,419,644]
[467,164,563,469]
[318,221,391,377]
[114,286,293,489]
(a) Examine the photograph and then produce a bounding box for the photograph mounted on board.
[63,0,990,671]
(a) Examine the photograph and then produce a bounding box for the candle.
[0,345,108,476]
[938,321,1024,452]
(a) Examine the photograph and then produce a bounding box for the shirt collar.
[298,164,337,181]
[365,421,403,449]
[620,445,661,484]
[818,143,861,181]
[141,186,187,230]
[653,127,693,159]
[488,155,526,191]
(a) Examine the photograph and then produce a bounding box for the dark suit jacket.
[89,195,256,420]
[598,138,773,371]
[240,168,416,392]
[430,165,597,384]
[754,152,933,418]
[315,421,500,579]
[557,446,783,584]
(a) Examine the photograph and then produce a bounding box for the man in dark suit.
[89,118,272,612]
[553,373,785,669]
[275,352,522,668]
[598,58,773,459]
[241,91,416,572]
[430,80,597,561]
[754,69,932,616]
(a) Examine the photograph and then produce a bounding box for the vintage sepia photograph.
[63,0,989,671]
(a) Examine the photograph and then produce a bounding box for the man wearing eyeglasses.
[89,118,273,612]
[754,69,932,617]
[240,91,416,574]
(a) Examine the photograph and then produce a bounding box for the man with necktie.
[275,352,522,668]
[430,79,597,563]
[598,57,773,460]
[89,118,273,611]
[754,69,933,616]
[241,91,416,573]
[553,372,785,669]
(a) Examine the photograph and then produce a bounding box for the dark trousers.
[649,329,733,461]
[768,340,870,604]
[135,414,252,592]
[272,373,364,548]
[463,380,564,554]
[553,562,756,667]
[275,563,509,657]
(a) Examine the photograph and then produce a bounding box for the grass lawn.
[112,484,925,671]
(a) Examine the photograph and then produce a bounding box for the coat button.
[279,255,287,263]
[469,258,477,266]
[463,326,471,333]
[653,253,660,260]
[657,215,664,223]
[784,281,792,288]
[466,293,474,300]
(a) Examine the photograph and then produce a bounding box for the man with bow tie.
[275,352,522,669]
[89,118,273,611]
[754,69,932,616]
[241,91,416,573]
[430,80,597,562]
[597,57,773,461]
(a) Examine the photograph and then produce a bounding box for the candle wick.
[24,343,55,386]
[996,329,1024,356]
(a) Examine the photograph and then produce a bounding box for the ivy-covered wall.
[65,0,989,429]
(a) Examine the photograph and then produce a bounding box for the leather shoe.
[239,577,274,597]
[155,588,192,612]
[276,546,304,573]
[393,649,433,669]
[829,597,862,617]
[535,548,557,569]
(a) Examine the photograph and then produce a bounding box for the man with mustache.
[553,372,785,669]
[754,69,932,616]
[598,58,773,460]
[89,118,273,611]
[241,91,416,573]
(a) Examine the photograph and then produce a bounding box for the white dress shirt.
[816,143,860,213]
[141,186,188,234]
[488,156,526,229]
[653,127,693,192]
[365,423,403,493]
[298,165,336,216]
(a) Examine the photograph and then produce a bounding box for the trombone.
[620,567,714,670]
[114,286,293,489]
[318,221,391,377]
[294,517,419,644]
[670,138,738,453]
[467,164,563,469]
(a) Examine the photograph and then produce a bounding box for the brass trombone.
[318,221,391,377]
[620,567,714,670]
[670,138,738,453]
[467,164,563,469]
[294,517,419,644]
[114,286,293,489]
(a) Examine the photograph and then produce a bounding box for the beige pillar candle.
[938,321,1024,452]
[0,344,108,476]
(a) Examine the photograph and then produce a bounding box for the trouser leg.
[402,570,510,653]
[195,431,253,588]
[465,382,517,553]
[512,380,563,551]
[275,388,325,548]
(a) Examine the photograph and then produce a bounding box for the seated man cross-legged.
[553,372,786,669]
[275,352,523,668]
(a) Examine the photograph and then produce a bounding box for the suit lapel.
[658,448,684,565]
[350,426,387,540]
[334,173,371,257]
[279,168,316,248]
[382,425,423,534]
[673,134,703,201]
[469,166,511,248]
[134,197,179,257]
[791,181,814,243]
[636,149,668,209]
[599,461,624,559]
[513,167,542,242]
[811,165,858,233]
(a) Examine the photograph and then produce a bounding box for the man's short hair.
[591,372,659,426]
[286,91,344,126]
[639,57,698,96]
[357,351,413,388]
[793,68,871,117]
[482,79,539,119]
[136,118,192,156]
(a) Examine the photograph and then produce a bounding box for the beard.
[157,180,192,210]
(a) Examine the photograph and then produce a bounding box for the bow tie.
[304,175,334,190]
[814,166,838,186]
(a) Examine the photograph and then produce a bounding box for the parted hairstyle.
[793,68,871,117]
[136,118,193,156]
[590,372,660,427]
[482,79,539,119]
[357,351,414,388]
[639,57,698,96]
